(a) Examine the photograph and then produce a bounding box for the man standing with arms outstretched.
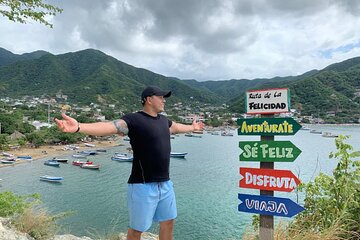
[55,86,205,240]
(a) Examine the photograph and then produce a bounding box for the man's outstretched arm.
[170,118,204,134]
[54,113,128,136]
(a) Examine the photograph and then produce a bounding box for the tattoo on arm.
[113,120,129,135]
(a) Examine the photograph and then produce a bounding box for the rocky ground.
[0,218,158,240]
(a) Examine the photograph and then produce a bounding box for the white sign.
[245,88,290,114]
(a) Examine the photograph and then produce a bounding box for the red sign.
[239,167,300,192]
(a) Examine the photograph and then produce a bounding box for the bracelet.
[74,123,80,133]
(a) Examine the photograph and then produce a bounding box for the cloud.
[1,0,360,81]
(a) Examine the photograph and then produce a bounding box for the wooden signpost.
[238,88,304,240]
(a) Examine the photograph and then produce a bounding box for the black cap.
[141,86,171,103]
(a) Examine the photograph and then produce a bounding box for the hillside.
[0,49,220,106]
[228,59,360,122]
[0,47,359,122]
[0,47,49,67]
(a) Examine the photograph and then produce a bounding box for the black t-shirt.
[122,111,172,183]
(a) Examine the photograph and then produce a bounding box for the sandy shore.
[0,139,124,169]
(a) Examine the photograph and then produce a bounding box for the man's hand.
[192,118,205,131]
[54,113,78,133]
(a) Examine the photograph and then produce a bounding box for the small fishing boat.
[184,134,202,138]
[40,175,64,182]
[322,132,339,138]
[72,154,87,159]
[80,164,100,170]
[17,155,33,160]
[44,160,60,167]
[96,149,107,152]
[1,152,14,157]
[84,143,96,147]
[1,159,15,164]
[52,158,68,163]
[221,131,233,136]
[170,152,188,158]
[72,160,93,166]
[111,154,133,162]
[310,129,322,134]
[78,150,97,155]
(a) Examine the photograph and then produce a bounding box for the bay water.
[0,125,359,240]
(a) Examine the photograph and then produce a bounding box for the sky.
[1,0,360,81]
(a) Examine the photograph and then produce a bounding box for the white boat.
[80,164,100,170]
[84,143,96,147]
[111,154,133,162]
[72,154,87,159]
[44,160,60,167]
[221,131,233,136]
[322,132,338,138]
[78,150,97,155]
[1,159,15,164]
[1,152,14,157]
[310,129,322,134]
[52,158,68,163]
[17,155,33,161]
[40,175,64,182]
[170,152,188,158]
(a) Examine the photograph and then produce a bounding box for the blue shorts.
[127,180,177,232]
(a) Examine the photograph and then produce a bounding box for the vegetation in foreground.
[244,135,360,240]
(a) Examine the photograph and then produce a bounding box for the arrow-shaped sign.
[239,141,302,162]
[237,118,302,136]
[239,167,301,192]
[238,193,304,218]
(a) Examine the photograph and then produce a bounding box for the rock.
[52,234,93,240]
[0,217,159,240]
[0,217,33,240]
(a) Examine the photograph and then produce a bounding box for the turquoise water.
[0,125,359,239]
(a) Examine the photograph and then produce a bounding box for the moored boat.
[1,159,15,164]
[84,143,96,147]
[170,152,188,158]
[72,160,93,166]
[78,150,97,155]
[80,164,100,170]
[17,155,33,160]
[52,158,68,163]
[72,154,87,159]
[111,153,133,162]
[44,160,60,167]
[40,175,64,182]
[310,129,322,134]
[322,132,339,138]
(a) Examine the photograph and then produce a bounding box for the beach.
[0,139,123,169]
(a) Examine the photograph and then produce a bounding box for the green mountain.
[183,69,319,102]
[0,47,359,122]
[0,47,49,67]
[228,58,360,122]
[0,49,220,106]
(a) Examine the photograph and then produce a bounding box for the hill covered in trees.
[0,47,359,122]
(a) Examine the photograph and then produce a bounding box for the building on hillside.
[10,131,25,140]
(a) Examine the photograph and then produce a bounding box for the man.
[54,86,204,240]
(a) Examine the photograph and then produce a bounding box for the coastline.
[0,139,123,169]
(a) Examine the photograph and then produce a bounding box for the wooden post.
[259,114,274,240]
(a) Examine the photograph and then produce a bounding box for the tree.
[290,135,360,239]
[0,0,62,27]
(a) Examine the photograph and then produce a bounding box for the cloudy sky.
[1,0,360,81]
